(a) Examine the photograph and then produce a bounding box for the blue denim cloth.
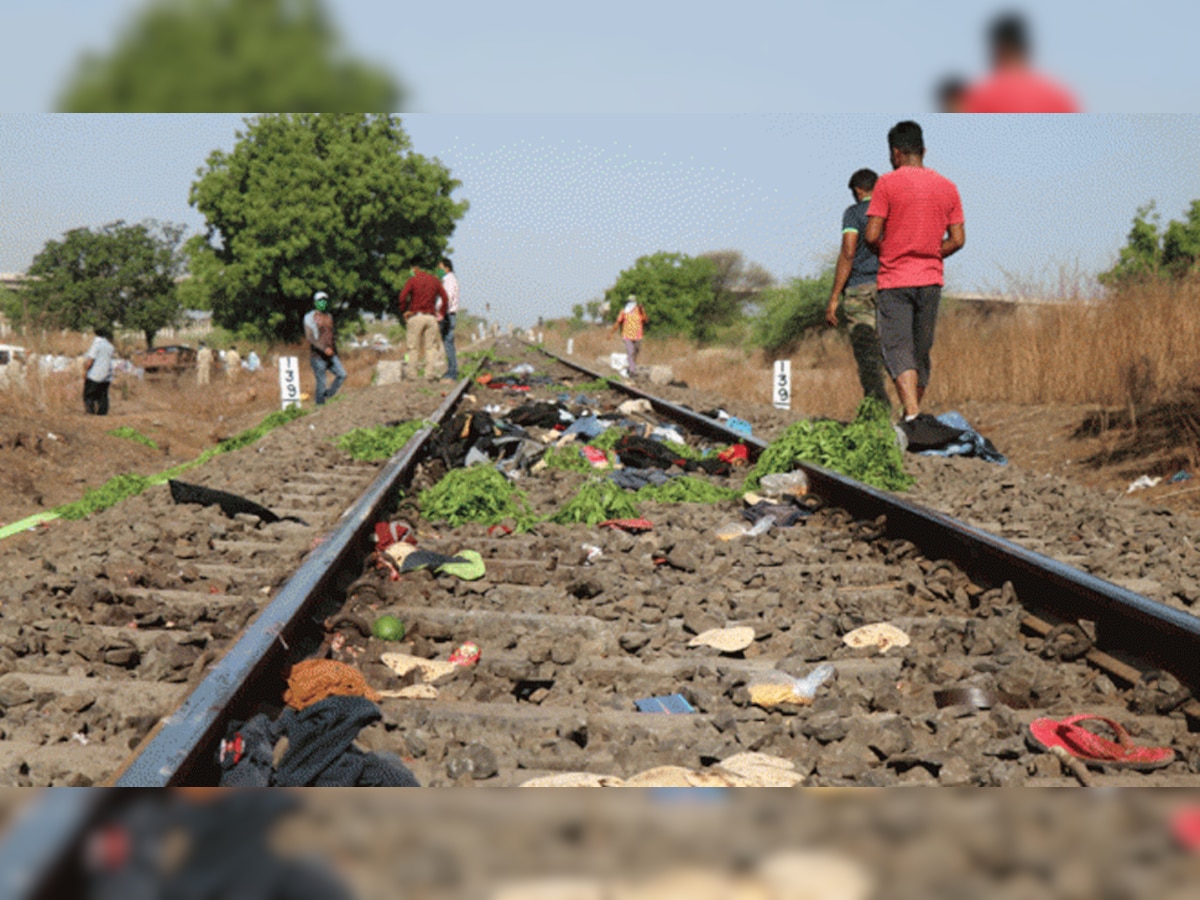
[439,313,458,379]
[310,352,346,405]
[917,411,1007,464]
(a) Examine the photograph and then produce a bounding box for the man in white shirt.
[83,326,115,415]
[438,258,460,381]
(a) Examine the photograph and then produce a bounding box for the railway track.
[2,337,1199,794]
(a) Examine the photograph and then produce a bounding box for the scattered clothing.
[283,658,382,711]
[274,695,419,786]
[897,412,969,454]
[915,411,1007,464]
[609,468,677,491]
[742,499,811,528]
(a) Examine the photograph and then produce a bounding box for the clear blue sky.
[3,114,1200,327]
[3,1,1200,113]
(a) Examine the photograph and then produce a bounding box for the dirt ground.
[1,345,1197,533]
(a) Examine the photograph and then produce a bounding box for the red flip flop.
[1027,714,1175,771]
[599,518,654,533]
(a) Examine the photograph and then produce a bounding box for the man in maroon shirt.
[864,121,964,433]
[397,265,448,380]
[961,13,1079,113]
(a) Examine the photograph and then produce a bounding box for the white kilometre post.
[773,360,792,411]
[566,338,574,355]
[278,356,301,410]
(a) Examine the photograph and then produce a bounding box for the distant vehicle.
[0,344,27,366]
[133,344,196,376]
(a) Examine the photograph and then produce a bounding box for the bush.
[750,269,834,353]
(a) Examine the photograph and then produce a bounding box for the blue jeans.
[310,352,346,405]
[439,313,458,379]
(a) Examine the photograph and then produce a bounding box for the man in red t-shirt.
[961,13,1079,113]
[397,266,449,380]
[864,121,964,429]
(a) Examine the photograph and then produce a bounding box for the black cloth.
[428,410,498,469]
[217,712,278,787]
[508,401,567,429]
[273,695,420,787]
[899,412,969,453]
[613,435,731,477]
[84,378,110,415]
[169,480,309,526]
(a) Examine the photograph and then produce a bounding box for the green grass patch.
[548,478,641,526]
[418,465,538,531]
[335,420,427,461]
[108,426,158,450]
[56,473,153,520]
[748,397,912,492]
[588,427,625,451]
[635,476,740,504]
[215,406,308,454]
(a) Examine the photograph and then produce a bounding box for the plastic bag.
[716,514,775,541]
[759,471,809,498]
[748,663,835,707]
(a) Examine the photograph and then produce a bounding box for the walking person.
[196,340,213,386]
[863,121,965,440]
[438,258,460,381]
[83,325,115,415]
[960,12,1079,113]
[825,167,889,405]
[397,265,448,381]
[304,291,346,405]
[612,295,648,377]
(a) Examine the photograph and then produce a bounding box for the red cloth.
[398,271,449,317]
[961,68,1079,113]
[718,444,749,466]
[867,167,963,290]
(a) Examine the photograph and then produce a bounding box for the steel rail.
[110,375,475,787]
[537,347,1200,694]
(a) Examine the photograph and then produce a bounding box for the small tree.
[189,113,467,341]
[57,0,401,112]
[696,249,775,342]
[750,268,835,353]
[585,299,604,323]
[23,220,185,347]
[1099,203,1162,287]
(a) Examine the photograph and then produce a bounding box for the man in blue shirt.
[83,325,116,415]
[825,168,888,405]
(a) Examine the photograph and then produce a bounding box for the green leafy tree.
[1161,200,1200,279]
[57,0,401,112]
[750,268,835,353]
[696,249,774,342]
[604,252,718,338]
[189,113,468,341]
[23,220,185,347]
[571,303,585,323]
[1099,203,1162,286]
[585,299,604,323]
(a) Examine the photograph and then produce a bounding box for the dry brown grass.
[543,277,1200,422]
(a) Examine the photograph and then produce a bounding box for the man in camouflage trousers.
[825,167,888,405]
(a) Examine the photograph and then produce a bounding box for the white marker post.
[278,356,301,410]
[566,338,574,356]
[773,360,792,410]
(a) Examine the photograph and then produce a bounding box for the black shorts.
[876,285,941,387]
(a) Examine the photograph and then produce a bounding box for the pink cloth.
[867,167,963,290]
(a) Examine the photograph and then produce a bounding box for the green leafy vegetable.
[335,420,427,461]
[588,427,625,451]
[549,479,640,526]
[541,444,606,473]
[635,476,739,504]
[217,406,308,454]
[573,377,615,392]
[748,397,912,491]
[418,465,537,530]
[108,426,158,450]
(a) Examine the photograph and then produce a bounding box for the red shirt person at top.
[960,12,1079,113]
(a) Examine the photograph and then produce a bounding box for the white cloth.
[443,272,460,315]
[85,336,115,382]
